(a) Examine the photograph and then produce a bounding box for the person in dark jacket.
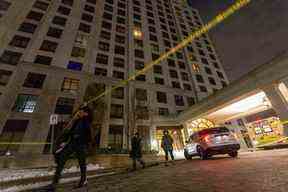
[161,130,174,165]
[48,105,92,190]
[130,132,145,170]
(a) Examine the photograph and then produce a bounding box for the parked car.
[184,127,240,160]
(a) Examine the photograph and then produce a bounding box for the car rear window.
[198,127,229,136]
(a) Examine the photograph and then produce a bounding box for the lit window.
[13,94,38,113]
[192,63,200,72]
[133,28,143,39]
[61,77,80,92]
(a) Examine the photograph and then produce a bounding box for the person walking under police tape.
[161,130,175,166]
[46,105,92,191]
[130,132,145,171]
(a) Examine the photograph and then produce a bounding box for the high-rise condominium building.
[0,0,229,154]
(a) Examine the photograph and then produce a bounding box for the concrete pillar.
[99,88,111,149]
[263,84,288,136]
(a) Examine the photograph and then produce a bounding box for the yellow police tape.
[0,142,51,145]
[0,0,251,146]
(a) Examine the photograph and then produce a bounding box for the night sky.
[190,0,288,82]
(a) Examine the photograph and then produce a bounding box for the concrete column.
[99,89,111,149]
[263,84,288,136]
[182,123,189,141]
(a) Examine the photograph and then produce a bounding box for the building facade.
[0,0,228,154]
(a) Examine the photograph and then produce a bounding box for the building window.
[111,87,124,99]
[9,35,30,48]
[213,62,220,69]
[174,95,184,106]
[55,97,75,114]
[13,94,38,113]
[23,73,46,89]
[100,30,111,40]
[187,97,195,106]
[196,74,204,83]
[135,74,145,81]
[98,42,110,51]
[103,12,113,20]
[217,71,224,79]
[62,0,74,6]
[115,35,125,44]
[34,55,52,65]
[71,47,86,57]
[82,13,93,22]
[172,81,181,89]
[0,0,11,12]
[149,34,158,42]
[109,125,123,149]
[156,92,167,103]
[113,71,124,79]
[40,40,58,52]
[116,17,125,24]
[155,77,164,85]
[181,72,189,81]
[199,85,207,92]
[153,65,162,74]
[183,83,192,91]
[201,58,209,65]
[95,67,107,76]
[102,21,112,30]
[208,77,216,85]
[61,77,80,92]
[52,16,67,26]
[205,67,212,75]
[86,0,97,5]
[135,49,144,58]
[178,61,186,69]
[67,61,83,71]
[0,50,22,65]
[169,70,178,79]
[167,59,175,67]
[47,27,63,38]
[113,57,125,68]
[136,88,147,101]
[18,22,37,33]
[26,11,43,21]
[85,4,95,13]
[221,81,227,87]
[114,45,125,55]
[78,23,91,33]
[96,53,109,65]
[57,6,71,15]
[0,69,12,86]
[116,25,125,33]
[158,108,169,116]
[135,60,144,70]
[33,0,49,11]
[110,104,124,118]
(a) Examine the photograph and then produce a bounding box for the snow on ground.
[2,172,115,192]
[0,163,105,183]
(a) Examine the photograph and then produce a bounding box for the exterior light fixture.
[133,28,143,39]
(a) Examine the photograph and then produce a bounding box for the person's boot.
[74,179,88,189]
[74,165,87,188]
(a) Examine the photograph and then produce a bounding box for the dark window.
[33,0,49,11]
[159,108,169,116]
[134,39,143,48]
[113,71,124,79]
[174,95,184,106]
[136,88,147,101]
[67,61,83,71]
[57,6,71,15]
[156,92,167,103]
[181,72,189,81]
[111,87,124,99]
[95,67,107,76]
[108,125,123,150]
[149,26,156,33]
[55,97,75,114]
[18,22,37,33]
[187,97,195,106]
[217,71,224,79]
[221,81,227,87]
[103,12,113,20]
[135,74,145,81]
[117,9,126,16]
[78,23,91,33]
[113,57,125,68]
[116,25,125,33]
[82,13,93,22]
[135,60,144,70]
[0,50,22,65]
[205,67,212,75]
[155,77,164,85]
[110,104,124,118]
[96,53,109,65]
[178,61,186,69]
[151,53,159,60]
[52,16,67,26]
[149,34,157,42]
[135,49,144,58]
[9,35,30,48]
[213,62,220,69]
[199,85,207,92]
[34,55,52,65]
[98,42,110,51]
[117,17,125,24]
[13,94,38,113]
[104,4,113,12]
[100,30,111,40]
[23,72,46,89]
[115,35,125,44]
[115,45,125,55]
[183,83,191,91]
[208,77,216,85]
[172,81,181,89]
[196,74,204,83]
[106,0,114,5]
[169,70,178,78]
[201,58,209,65]
[71,47,86,57]
[40,40,58,52]
[167,59,175,67]
[26,11,44,21]
[0,0,11,11]
[87,0,97,4]
[61,0,74,6]
[0,69,12,86]
[102,21,112,30]
[85,4,95,13]
[47,27,63,38]
[153,65,162,74]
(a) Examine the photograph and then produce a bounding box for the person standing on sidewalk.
[47,105,92,190]
[161,130,174,166]
[130,132,145,170]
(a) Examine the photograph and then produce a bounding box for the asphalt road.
[35,149,288,192]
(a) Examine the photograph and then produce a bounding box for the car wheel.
[197,146,208,160]
[184,150,192,160]
[228,151,238,158]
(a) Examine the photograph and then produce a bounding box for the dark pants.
[132,157,145,169]
[53,142,87,185]
[164,147,174,161]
